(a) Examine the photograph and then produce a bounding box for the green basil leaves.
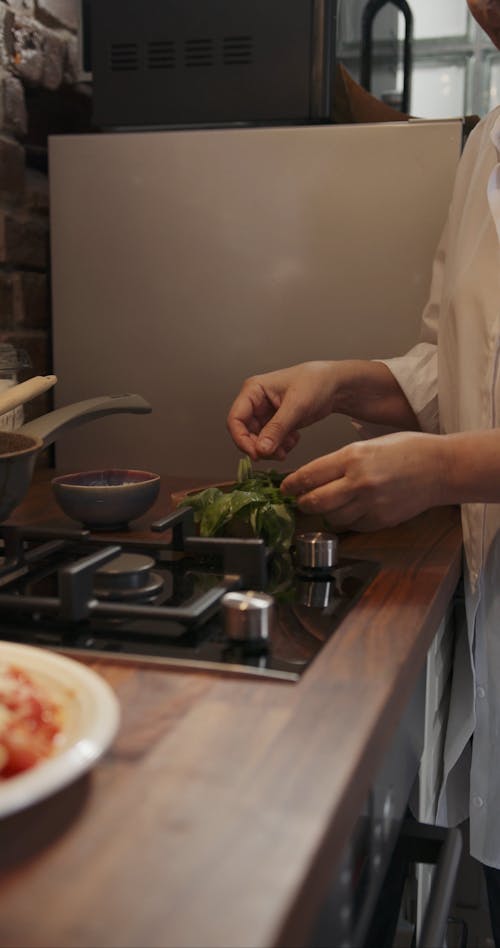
[178,457,296,553]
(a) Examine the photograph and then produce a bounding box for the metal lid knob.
[222,590,274,642]
[295,532,338,571]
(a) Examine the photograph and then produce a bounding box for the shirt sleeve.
[354,216,449,438]
[352,110,497,440]
[380,217,450,434]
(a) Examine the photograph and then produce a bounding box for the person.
[227,1,500,944]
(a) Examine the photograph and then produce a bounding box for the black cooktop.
[0,512,378,682]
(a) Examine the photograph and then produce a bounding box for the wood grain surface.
[0,473,463,948]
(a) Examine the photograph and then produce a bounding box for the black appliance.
[88,0,338,129]
[0,508,376,682]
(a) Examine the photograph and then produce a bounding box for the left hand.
[280,431,447,532]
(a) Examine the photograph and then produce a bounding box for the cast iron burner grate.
[0,508,378,682]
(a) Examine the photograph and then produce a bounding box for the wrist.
[434,430,500,506]
[430,434,456,507]
[330,360,420,430]
[329,360,367,415]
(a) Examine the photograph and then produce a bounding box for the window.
[337,0,498,118]
[398,0,469,40]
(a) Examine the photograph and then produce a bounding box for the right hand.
[226,362,338,460]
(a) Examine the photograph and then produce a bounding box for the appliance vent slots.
[184,38,214,68]
[147,40,175,70]
[110,42,139,72]
[108,37,255,73]
[223,36,253,65]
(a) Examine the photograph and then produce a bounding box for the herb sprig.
[178,456,296,552]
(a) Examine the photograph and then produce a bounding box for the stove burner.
[0,511,379,681]
[94,553,165,602]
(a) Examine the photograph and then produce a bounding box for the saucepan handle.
[20,393,152,448]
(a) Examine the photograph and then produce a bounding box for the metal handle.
[393,819,462,948]
[19,393,151,448]
[417,827,462,948]
[361,0,413,114]
[310,0,337,120]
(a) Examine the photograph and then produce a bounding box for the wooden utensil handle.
[0,375,57,417]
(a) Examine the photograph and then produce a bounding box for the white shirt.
[382,106,500,868]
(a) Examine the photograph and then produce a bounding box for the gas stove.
[0,507,378,682]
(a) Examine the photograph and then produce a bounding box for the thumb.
[256,400,301,456]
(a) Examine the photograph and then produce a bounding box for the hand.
[227,362,338,461]
[281,431,447,531]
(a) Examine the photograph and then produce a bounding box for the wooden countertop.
[0,473,463,948]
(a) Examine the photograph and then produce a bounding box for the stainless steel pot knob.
[295,531,339,571]
[222,590,274,643]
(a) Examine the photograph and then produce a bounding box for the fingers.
[254,388,307,457]
[227,424,260,460]
[281,442,411,532]
[227,377,304,459]
[282,430,301,455]
[257,429,301,460]
[227,386,270,458]
[281,451,347,498]
[282,460,369,530]
[295,479,355,517]
[281,449,361,522]
[227,417,301,461]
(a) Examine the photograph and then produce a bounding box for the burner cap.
[94,553,164,601]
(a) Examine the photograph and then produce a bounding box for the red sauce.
[0,665,62,779]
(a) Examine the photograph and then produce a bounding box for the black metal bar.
[0,525,25,569]
[361,0,413,113]
[379,819,462,948]
[150,506,195,548]
[397,818,449,863]
[310,0,337,121]
[89,577,241,625]
[149,510,267,587]
[0,593,61,613]
[417,827,462,948]
[6,525,91,541]
[0,527,73,576]
[0,577,241,626]
[184,536,267,589]
[0,522,91,576]
[58,544,122,621]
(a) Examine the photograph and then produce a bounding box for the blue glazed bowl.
[52,469,161,530]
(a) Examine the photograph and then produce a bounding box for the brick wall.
[0,0,91,423]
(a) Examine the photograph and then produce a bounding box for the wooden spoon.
[0,375,57,417]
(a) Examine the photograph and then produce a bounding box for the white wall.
[50,120,462,480]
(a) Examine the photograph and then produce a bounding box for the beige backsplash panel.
[49,120,461,480]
